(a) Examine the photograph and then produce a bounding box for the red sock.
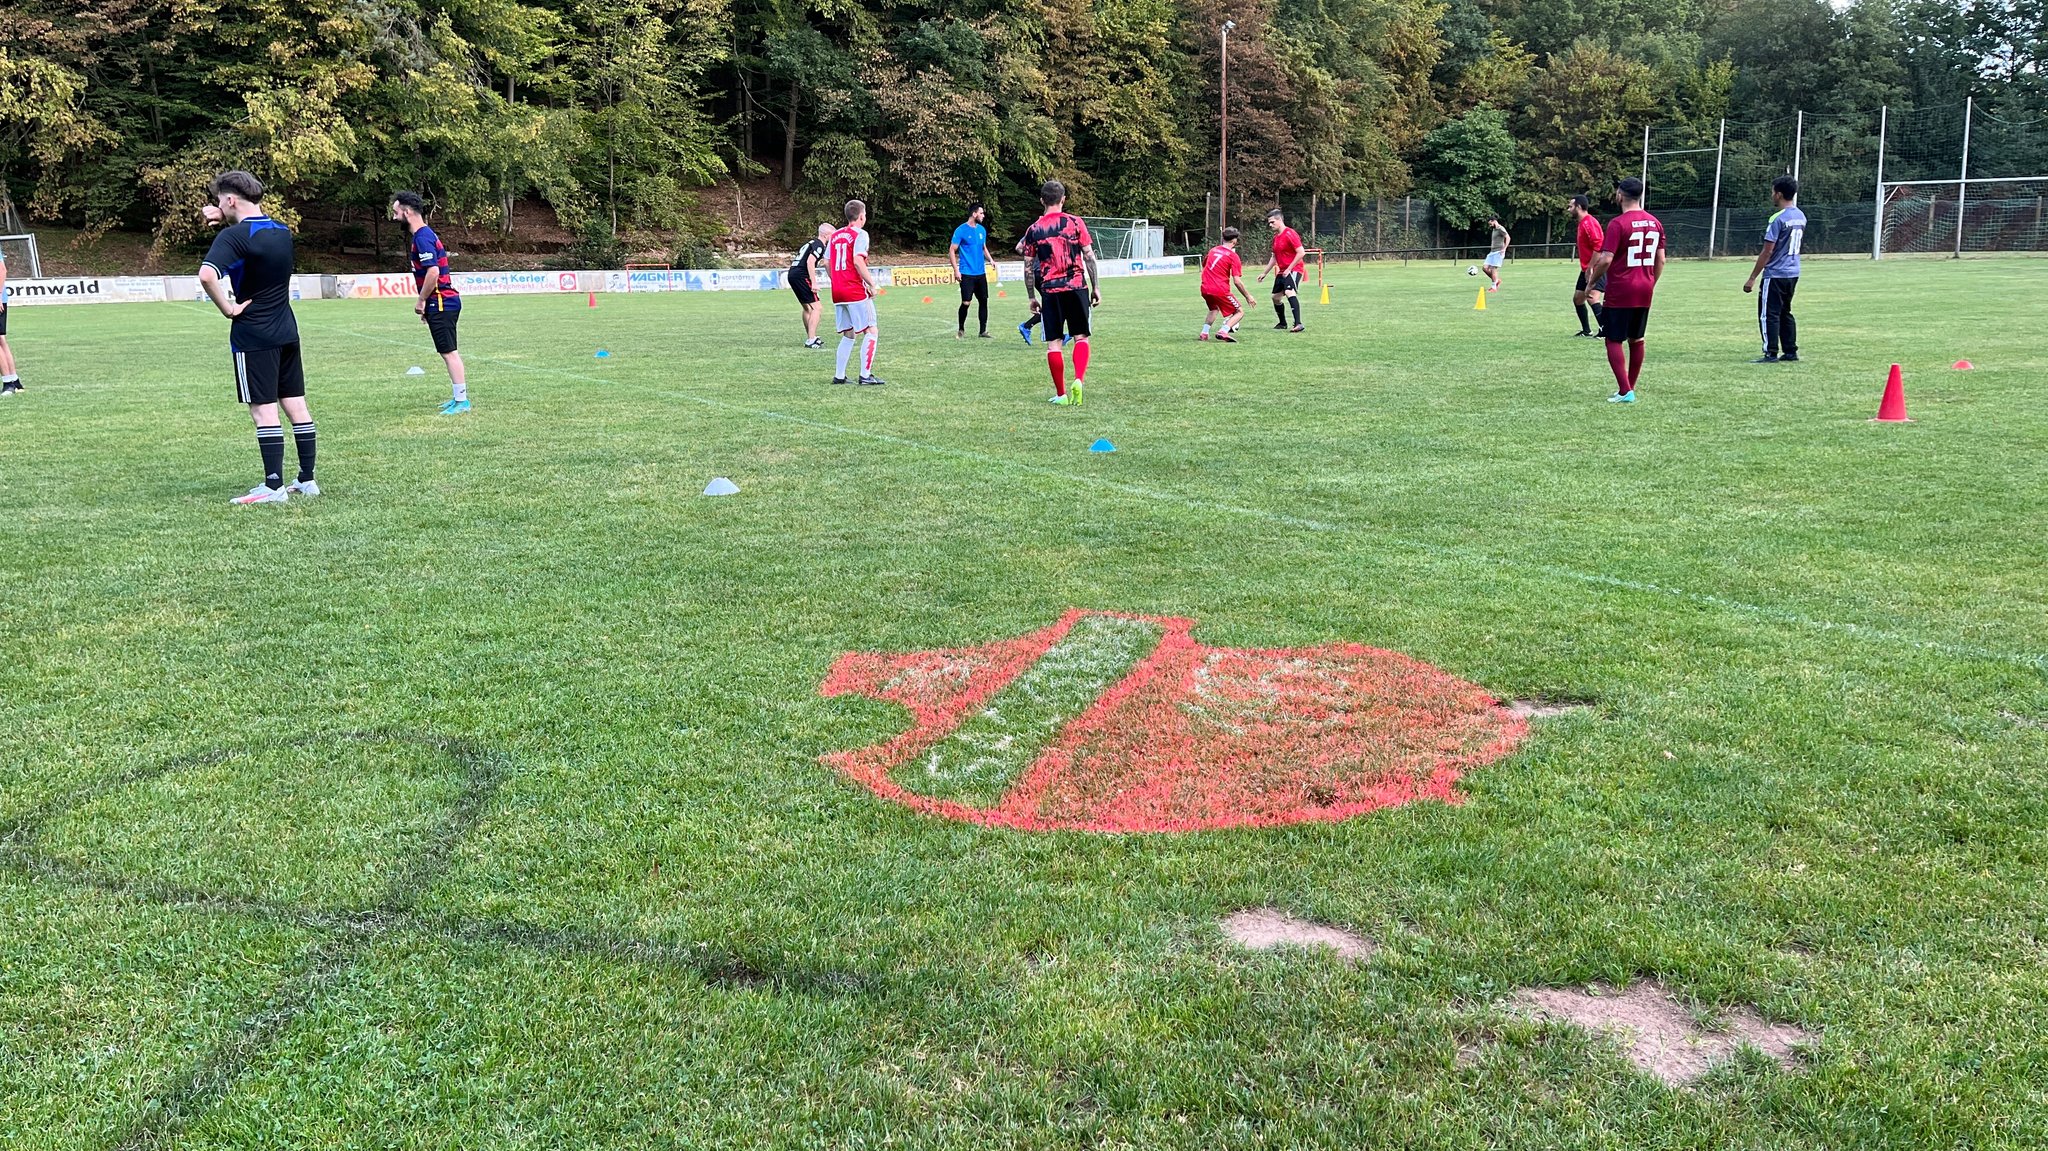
[1627,340,1645,390]
[1605,342,1630,392]
[1074,339,1091,381]
[1048,350,1066,396]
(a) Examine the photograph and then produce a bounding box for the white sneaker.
[286,479,321,497]
[230,485,288,505]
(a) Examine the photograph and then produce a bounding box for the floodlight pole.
[1955,95,1973,259]
[1219,21,1235,237]
[1872,105,1887,260]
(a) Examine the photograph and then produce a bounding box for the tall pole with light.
[1219,19,1235,239]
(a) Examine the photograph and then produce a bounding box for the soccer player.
[389,191,468,413]
[1569,195,1606,337]
[1585,176,1664,404]
[0,246,20,395]
[1744,175,1806,363]
[789,222,830,348]
[1019,180,1100,405]
[826,200,884,386]
[1257,208,1307,332]
[950,204,992,339]
[197,171,319,502]
[1198,228,1254,342]
[1481,215,1509,291]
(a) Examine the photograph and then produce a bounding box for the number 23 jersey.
[1601,209,1664,308]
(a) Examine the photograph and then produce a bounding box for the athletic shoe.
[805,338,824,349]
[439,399,472,414]
[1071,380,1084,406]
[285,479,321,497]
[1779,353,1800,362]
[1573,330,1596,338]
[1291,324,1306,333]
[0,380,21,395]
[1018,321,1034,346]
[231,484,288,505]
[1606,391,1636,403]
[1273,322,1289,330]
[955,331,964,339]
[1487,284,1498,293]
[832,377,852,385]
[1216,332,1237,343]
[1198,332,1211,341]
[1752,355,1781,364]
[978,332,993,339]
[1049,393,1072,405]
[856,375,887,387]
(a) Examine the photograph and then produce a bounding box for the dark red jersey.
[1601,209,1665,308]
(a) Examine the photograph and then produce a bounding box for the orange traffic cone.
[1873,364,1910,422]
[1952,359,1974,370]
[587,291,596,308]
[921,296,932,304]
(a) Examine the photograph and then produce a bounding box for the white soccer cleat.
[285,479,321,497]
[231,485,288,505]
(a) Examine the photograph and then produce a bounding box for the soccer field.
[3,257,2046,1148]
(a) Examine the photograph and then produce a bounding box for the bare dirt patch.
[1514,980,1814,1086]
[1220,908,1376,961]
[1507,698,1593,720]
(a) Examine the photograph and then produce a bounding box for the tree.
[1416,104,1517,227]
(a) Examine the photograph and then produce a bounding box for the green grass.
[2,256,2045,1148]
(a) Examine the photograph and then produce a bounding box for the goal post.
[1078,218,1162,261]
[1877,177,2048,258]
[0,234,43,279]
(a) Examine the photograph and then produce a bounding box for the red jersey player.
[1018,180,1100,406]
[1569,193,1606,337]
[1199,228,1254,342]
[1585,176,1664,403]
[1258,208,1307,332]
[825,198,884,386]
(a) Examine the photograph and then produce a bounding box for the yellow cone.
[1320,282,1331,305]
[1473,288,1487,311]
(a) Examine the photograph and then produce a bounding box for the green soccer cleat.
[1071,380,1084,406]
[1049,393,1072,405]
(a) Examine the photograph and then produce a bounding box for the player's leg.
[1756,277,1776,360]
[1626,310,1648,393]
[859,313,881,384]
[1599,311,1632,400]
[1069,296,1092,404]
[957,276,972,336]
[231,347,293,501]
[430,309,468,410]
[975,276,990,336]
[1573,271,1591,335]
[1043,294,1069,401]
[833,303,858,382]
[1778,277,1798,360]
[0,305,19,392]
[275,343,321,494]
[1272,276,1288,328]
[804,300,821,344]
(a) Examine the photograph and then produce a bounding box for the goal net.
[1079,217,1163,260]
[0,234,43,278]
[1878,178,2048,256]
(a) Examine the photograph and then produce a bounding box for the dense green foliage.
[1,0,2043,245]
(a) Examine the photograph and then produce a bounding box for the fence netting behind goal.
[1079,218,1163,260]
[1880,179,2048,255]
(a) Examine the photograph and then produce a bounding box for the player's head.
[1266,208,1284,228]
[1615,176,1645,207]
[818,222,833,242]
[967,203,986,225]
[1569,194,1591,219]
[389,190,427,225]
[1222,226,1240,247]
[1772,175,1798,205]
[1487,215,1500,228]
[1039,180,1067,209]
[208,170,264,223]
[844,199,867,227]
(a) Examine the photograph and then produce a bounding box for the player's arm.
[853,250,875,296]
[1743,239,1775,292]
[1024,256,1041,312]
[414,248,441,315]
[1082,245,1100,305]
[948,237,961,281]
[1588,248,1614,282]
[1233,274,1253,305]
[197,212,246,319]
[1257,250,1276,281]
[1651,243,1666,284]
[0,253,7,313]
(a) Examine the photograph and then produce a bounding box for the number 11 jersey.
[1601,209,1664,308]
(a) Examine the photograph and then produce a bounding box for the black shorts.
[959,273,989,302]
[1040,289,1092,343]
[425,306,459,355]
[1273,272,1299,294]
[788,268,817,306]
[1575,269,1608,293]
[1601,306,1651,343]
[233,342,305,406]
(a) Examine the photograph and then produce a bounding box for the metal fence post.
[1955,96,1973,259]
[1871,105,1887,260]
[1641,125,1652,205]
[1792,110,1804,182]
[1708,118,1726,258]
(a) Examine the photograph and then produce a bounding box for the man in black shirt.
[789,222,830,348]
[198,171,318,505]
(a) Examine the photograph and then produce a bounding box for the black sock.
[257,425,285,489]
[1289,296,1302,326]
[1591,301,1605,325]
[1274,300,1287,325]
[1026,313,1041,330]
[978,298,988,335]
[1575,302,1590,333]
[292,421,317,482]
[957,304,968,333]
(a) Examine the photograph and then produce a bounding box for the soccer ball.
[1466,266,1478,276]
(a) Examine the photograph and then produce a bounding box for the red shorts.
[1202,291,1241,318]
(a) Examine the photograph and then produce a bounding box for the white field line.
[308,318,2047,676]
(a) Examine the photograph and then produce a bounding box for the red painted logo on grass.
[820,610,1528,833]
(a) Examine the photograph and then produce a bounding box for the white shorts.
[1484,251,1505,268]
[833,299,877,333]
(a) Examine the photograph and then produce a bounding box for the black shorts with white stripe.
[233,341,306,406]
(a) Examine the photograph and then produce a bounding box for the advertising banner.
[5,276,169,305]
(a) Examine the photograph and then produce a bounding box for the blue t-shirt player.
[949,205,993,338]
[1745,175,1806,363]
